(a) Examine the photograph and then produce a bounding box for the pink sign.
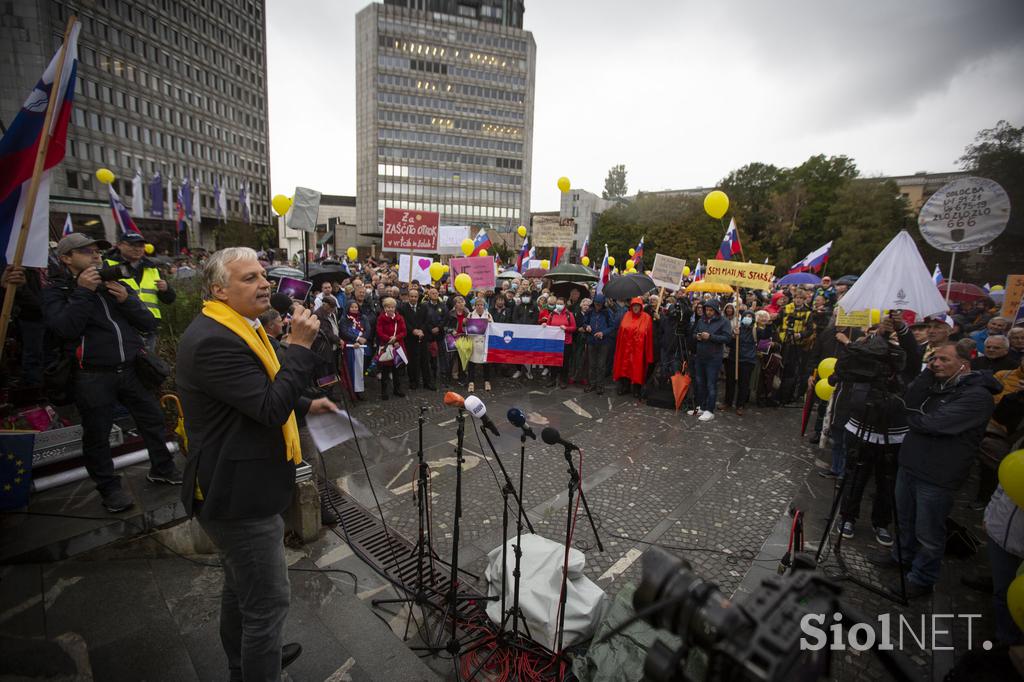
[383,208,440,252]
[449,256,496,291]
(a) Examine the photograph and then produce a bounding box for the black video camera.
[97,263,131,282]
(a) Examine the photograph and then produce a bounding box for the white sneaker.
[512,370,522,379]
[484,381,492,391]
[698,411,715,422]
[687,408,701,416]
[541,368,549,377]
[525,369,534,379]
[468,382,475,393]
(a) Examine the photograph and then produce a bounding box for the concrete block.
[287,479,320,544]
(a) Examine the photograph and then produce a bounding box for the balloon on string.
[628,248,635,257]
[429,262,444,281]
[557,176,571,193]
[990,284,1004,292]
[540,259,550,269]
[581,256,590,267]
[454,273,473,296]
[271,194,292,216]
[346,246,358,261]
[999,450,1024,508]
[814,379,834,401]
[607,256,616,267]
[703,190,729,219]
[817,357,838,379]
[1009,574,1024,630]
[144,244,155,255]
[460,239,474,256]
[517,225,527,238]
[682,266,691,277]
[443,264,450,273]
[479,249,488,257]
[96,168,115,185]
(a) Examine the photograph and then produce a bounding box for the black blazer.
[177,315,315,520]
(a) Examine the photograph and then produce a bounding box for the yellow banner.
[704,259,775,291]
[1001,275,1024,320]
[835,307,871,328]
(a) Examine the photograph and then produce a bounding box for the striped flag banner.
[484,323,565,366]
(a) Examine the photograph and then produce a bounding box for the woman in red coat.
[542,296,577,388]
[376,296,407,400]
[612,296,654,398]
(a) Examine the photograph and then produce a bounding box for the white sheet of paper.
[305,408,371,453]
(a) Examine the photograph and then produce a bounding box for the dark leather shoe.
[282,642,302,669]
[321,502,339,526]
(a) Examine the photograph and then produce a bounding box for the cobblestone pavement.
[313,372,997,681]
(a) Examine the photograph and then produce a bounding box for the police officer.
[105,233,175,352]
[43,234,183,513]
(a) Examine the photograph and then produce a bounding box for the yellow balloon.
[1008,574,1024,631]
[479,249,488,257]
[999,450,1024,508]
[517,225,527,238]
[626,261,636,271]
[682,266,691,277]
[96,168,115,185]
[990,284,1004,292]
[557,176,571,193]
[346,246,358,261]
[429,262,444,281]
[460,238,474,256]
[443,265,450,273]
[144,243,155,255]
[629,248,636,257]
[540,259,550,269]
[581,256,590,267]
[817,357,838,379]
[703,190,729,220]
[869,309,882,325]
[271,194,291,216]
[607,256,616,267]
[454,272,473,297]
[815,379,834,401]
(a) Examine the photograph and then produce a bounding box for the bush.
[157,277,204,389]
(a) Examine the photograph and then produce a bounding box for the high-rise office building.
[0,0,272,248]
[355,0,535,245]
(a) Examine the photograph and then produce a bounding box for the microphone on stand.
[443,391,465,408]
[506,408,536,440]
[464,395,500,437]
[541,427,579,451]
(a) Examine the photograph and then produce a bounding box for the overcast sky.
[266,0,1024,212]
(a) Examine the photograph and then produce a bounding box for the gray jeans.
[200,514,290,682]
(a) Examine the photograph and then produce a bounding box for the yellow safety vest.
[106,259,162,319]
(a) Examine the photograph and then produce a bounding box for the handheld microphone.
[464,395,500,437]
[541,427,579,451]
[506,408,536,440]
[443,391,465,408]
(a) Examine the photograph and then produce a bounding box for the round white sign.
[918,176,1010,253]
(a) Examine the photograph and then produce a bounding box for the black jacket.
[398,301,431,341]
[105,251,176,305]
[42,271,157,366]
[898,369,1001,489]
[176,315,315,520]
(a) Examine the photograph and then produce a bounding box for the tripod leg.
[815,462,853,564]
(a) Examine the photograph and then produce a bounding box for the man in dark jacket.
[105,233,176,352]
[398,287,433,390]
[42,234,182,513]
[689,299,732,421]
[879,341,1001,597]
[1,264,46,388]
[177,247,336,679]
[581,293,618,394]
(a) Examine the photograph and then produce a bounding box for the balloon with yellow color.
[540,259,550,269]
[454,273,473,297]
[517,225,527,238]
[990,284,1004,292]
[95,168,115,185]
[607,256,616,267]
[144,243,155,255]
[869,309,882,325]
[460,238,474,256]
[817,357,838,379]
[815,379,834,401]
[703,190,729,220]
[443,265,450,273]
[271,194,291,216]
[628,248,635,257]
[682,266,691,277]
[346,247,358,261]
[557,176,571,193]
[429,262,444,281]
[479,249,488,257]
[1008,575,1024,631]
[581,256,590,267]
[999,450,1024,508]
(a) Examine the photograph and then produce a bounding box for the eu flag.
[0,431,34,510]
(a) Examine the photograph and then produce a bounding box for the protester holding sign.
[466,297,493,393]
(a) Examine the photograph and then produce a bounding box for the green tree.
[602,164,628,200]
[718,162,785,245]
[826,179,911,275]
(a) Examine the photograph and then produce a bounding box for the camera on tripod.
[97,263,131,282]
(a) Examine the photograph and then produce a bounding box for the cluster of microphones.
[443,391,579,450]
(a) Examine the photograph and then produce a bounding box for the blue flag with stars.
[0,431,35,510]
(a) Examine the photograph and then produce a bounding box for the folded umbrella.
[671,367,691,411]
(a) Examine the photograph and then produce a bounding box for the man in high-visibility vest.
[106,233,176,352]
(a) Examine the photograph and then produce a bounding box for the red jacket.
[376,312,407,366]
[544,309,577,344]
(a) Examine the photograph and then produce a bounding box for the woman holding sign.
[466,297,493,392]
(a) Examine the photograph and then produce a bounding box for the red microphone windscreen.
[443,391,465,408]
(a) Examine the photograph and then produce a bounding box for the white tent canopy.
[837,230,948,321]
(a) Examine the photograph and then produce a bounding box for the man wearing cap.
[105,233,176,352]
[42,234,183,513]
[922,315,954,369]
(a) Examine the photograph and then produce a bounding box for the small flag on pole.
[62,212,73,236]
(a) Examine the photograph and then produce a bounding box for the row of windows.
[378,146,522,171]
[377,126,523,156]
[377,74,525,104]
[378,52,527,90]
[376,90,524,123]
[379,17,530,55]
[377,163,521,187]
[378,34,528,73]
[377,182,521,207]
[76,75,265,154]
[378,108,522,139]
[377,200,521,221]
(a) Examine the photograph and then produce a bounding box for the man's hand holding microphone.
[283,307,336,415]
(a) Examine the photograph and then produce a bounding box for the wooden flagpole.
[0,15,76,363]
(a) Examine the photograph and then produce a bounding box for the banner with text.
[835,307,871,328]
[650,253,687,290]
[1002,274,1024,321]
[532,215,574,247]
[383,208,440,253]
[438,225,470,255]
[449,255,496,290]
[704,259,775,291]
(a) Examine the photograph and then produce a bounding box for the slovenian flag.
[693,258,704,281]
[596,244,611,295]
[175,184,187,233]
[552,246,566,267]
[515,237,530,273]
[485,323,565,366]
[715,218,742,261]
[110,184,143,239]
[318,242,327,260]
[631,236,644,266]
[932,264,943,286]
[0,21,79,268]
[62,212,73,237]
[788,241,833,274]
[471,227,492,256]
[579,238,589,262]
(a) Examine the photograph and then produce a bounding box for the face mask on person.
[555,304,564,312]
[520,296,530,305]
[741,316,753,327]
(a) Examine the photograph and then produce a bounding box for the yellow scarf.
[202,300,302,464]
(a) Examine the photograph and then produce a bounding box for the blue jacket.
[583,305,618,346]
[691,305,733,361]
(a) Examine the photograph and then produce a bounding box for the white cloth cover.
[485,533,607,650]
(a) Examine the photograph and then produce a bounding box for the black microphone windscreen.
[507,408,526,428]
[270,293,293,315]
[541,427,560,445]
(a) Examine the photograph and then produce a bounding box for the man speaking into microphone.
[177,247,337,681]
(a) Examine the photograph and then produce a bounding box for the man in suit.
[177,247,336,681]
[398,287,434,390]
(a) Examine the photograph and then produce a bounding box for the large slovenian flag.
[470,227,492,256]
[109,184,143,239]
[0,22,80,267]
[789,240,833,274]
[932,263,944,286]
[485,323,565,366]
[715,218,742,261]
[595,244,611,295]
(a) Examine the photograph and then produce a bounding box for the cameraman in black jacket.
[42,234,182,513]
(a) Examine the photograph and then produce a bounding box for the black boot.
[380,375,390,400]
[392,374,405,398]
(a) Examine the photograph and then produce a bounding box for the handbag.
[134,348,170,388]
[377,344,394,364]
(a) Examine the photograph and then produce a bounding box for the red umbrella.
[671,366,692,411]
[523,267,548,278]
[800,371,817,436]
[937,281,989,303]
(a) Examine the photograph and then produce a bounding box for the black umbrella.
[601,273,657,301]
[308,263,350,288]
[545,262,598,282]
[266,266,305,280]
[835,274,859,286]
[551,281,591,300]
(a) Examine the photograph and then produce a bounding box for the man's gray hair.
[202,247,260,299]
[986,335,1010,349]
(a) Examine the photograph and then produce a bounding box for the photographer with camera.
[105,233,176,353]
[42,234,183,513]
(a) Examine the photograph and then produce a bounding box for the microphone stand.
[476,424,535,535]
